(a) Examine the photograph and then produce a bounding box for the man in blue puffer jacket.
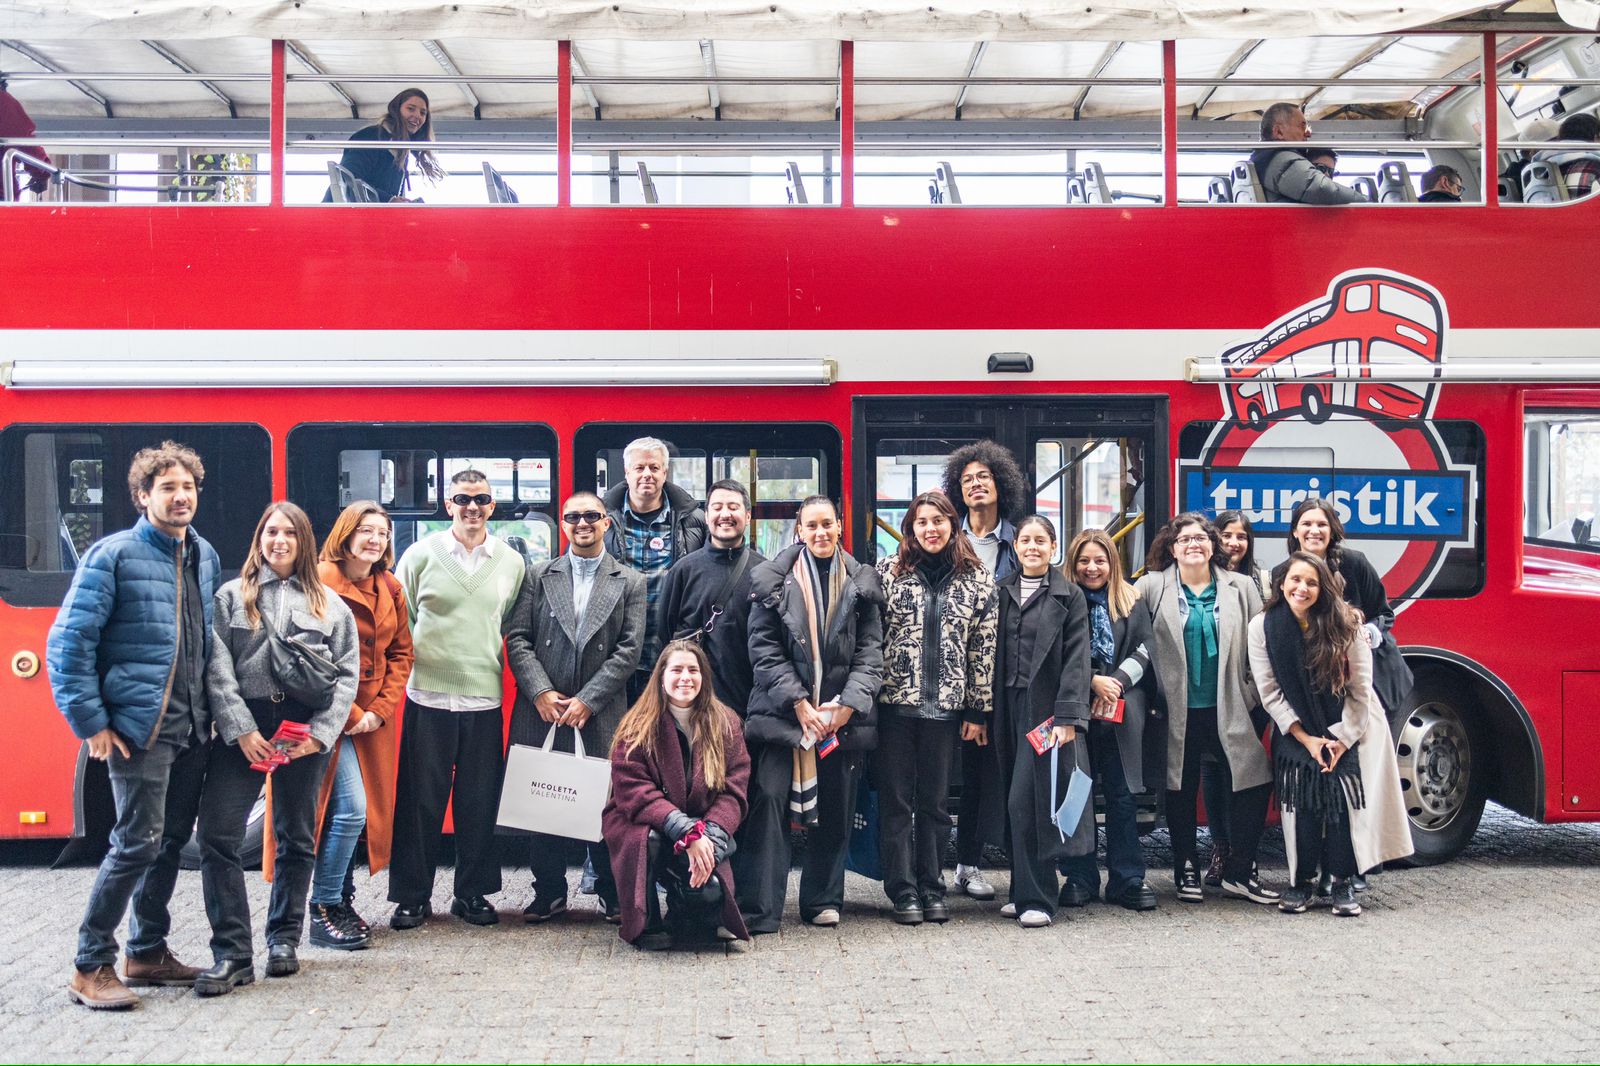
[48,442,221,1010]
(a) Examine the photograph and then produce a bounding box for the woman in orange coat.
[307,500,414,948]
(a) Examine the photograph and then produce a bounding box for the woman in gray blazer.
[1134,513,1277,906]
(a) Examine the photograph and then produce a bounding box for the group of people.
[49,434,1414,1010]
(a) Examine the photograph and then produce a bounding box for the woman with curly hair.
[940,439,1028,901]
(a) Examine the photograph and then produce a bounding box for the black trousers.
[955,732,1002,867]
[530,835,618,909]
[388,699,505,905]
[876,713,960,902]
[1165,706,1270,884]
[734,741,862,931]
[1293,806,1357,884]
[198,701,329,961]
[645,830,724,937]
[1200,755,1234,854]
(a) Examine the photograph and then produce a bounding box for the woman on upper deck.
[322,88,446,204]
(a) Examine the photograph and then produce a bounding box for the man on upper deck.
[1250,103,1367,205]
[1420,165,1464,202]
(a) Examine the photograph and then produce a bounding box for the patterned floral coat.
[875,555,998,723]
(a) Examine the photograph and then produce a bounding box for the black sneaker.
[522,893,568,925]
[1353,873,1370,893]
[1278,884,1313,914]
[309,903,370,950]
[1221,867,1282,905]
[1330,878,1362,917]
[1315,870,1333,898]
[1175,861,1204,904]
[892,895,924,925]
[336,899,371,937]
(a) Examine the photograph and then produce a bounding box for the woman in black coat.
[991,516,1092,928]
[321,88,446,203]
[737,495,884,931]
[1272,497,1414,716]
[1058,528,1159,912]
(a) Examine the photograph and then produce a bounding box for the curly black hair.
[941,440,1029,526]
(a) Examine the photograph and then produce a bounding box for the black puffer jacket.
[744,544,885,751]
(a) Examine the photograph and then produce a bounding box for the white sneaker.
[999,902,1018,919]
[1018,909,1052,928]
[809,909,840,927]
[955,864,996,900]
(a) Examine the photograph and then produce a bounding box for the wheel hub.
[1394,703,1470,831]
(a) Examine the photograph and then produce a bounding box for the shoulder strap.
[703,547,753,630]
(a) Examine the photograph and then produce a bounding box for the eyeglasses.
[562,510,605,526]
[1174,534,1211,546]
[960,470,995,485]
[354,526,391,541]
[450,493,493,507]
[1312,163,1336,177]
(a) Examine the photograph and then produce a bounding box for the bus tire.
[178,788,266,871]
[1387,672,1488,866]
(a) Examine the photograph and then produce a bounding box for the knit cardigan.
[396,532,526,699]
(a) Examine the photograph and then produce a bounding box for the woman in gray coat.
[1134,513,1277,906]
[197,502,359,995]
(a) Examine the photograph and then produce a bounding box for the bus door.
[852,396,1167,575]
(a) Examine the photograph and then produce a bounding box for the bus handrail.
[874,514,903,544]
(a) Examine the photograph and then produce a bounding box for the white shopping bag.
[496,726,612,842]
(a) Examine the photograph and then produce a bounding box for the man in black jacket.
[655,479,764,716]
[601,436,709,698]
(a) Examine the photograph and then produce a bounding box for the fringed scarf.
[1264,600,1364,816]
[1083,584,1116,668]
[788,549,848,829]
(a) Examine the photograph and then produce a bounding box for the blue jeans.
[310,737,366,906]
[1060,721,1145,895]
[75,738,209,970]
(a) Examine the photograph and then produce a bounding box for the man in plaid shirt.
[602,436,708,700]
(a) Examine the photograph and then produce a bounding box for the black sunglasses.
[562,510,605,526]
[450,493,493,507]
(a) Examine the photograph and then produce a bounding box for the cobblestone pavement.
[3,805,1599,1064]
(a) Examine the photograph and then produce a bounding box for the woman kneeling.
[604,640,752,950]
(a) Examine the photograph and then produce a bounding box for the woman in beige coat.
[1248,551,1413,917]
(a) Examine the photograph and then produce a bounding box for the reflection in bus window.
[0,424,273,608]
[339,449,436,510]
[1033,436,1147,570]
[1526,413,1600,550]
[448,456,553,504]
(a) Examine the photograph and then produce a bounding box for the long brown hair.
[1266,551,1360,694]
[611,640,736,793]
[893,490,981,578]
[239,501,328,627]
[1066,528,1138,621]
[382,88,446,183]
[320,500,395,574]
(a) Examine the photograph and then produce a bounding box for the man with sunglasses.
[1420,164,1464,202]
[506,493,645,923]
[1250,102,1366,205]
[388,469,526,930]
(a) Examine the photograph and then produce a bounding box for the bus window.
[1526,412,1600,553]
[874,438,973,562]
[0,424,272,608]
[289,423,559,568]
[578,422,842,559]
[1033,436,1147,570]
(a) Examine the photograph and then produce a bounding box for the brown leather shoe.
[67,965,139,1010]
[124,948,201,987]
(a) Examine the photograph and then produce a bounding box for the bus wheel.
[1302,386,1330,423]
[1245,404,1268,431]
[178,788,266,871]
[1389,681,1487,865]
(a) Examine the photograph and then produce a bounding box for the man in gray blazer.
[506,491,647,923]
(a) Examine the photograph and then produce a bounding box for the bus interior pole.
[1162,40,1178,207]
[558,41,573,208]
[271,39,285,207]
[841,40,855,209]
[1483,32,1499,207]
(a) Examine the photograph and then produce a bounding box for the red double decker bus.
[3,3,1600,869]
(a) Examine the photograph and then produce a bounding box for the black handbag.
[260,610,341,710]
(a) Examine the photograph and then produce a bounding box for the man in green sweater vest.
[387,470,526,930]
